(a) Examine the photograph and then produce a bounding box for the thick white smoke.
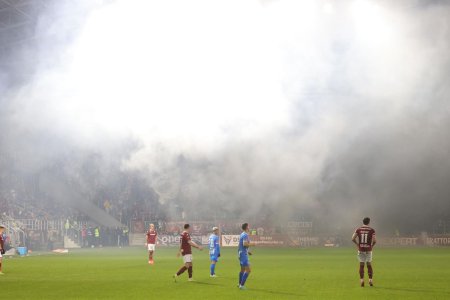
[3,0,450,232]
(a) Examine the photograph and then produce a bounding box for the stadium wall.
[129,233,210,246]
[218,235,450,247]
[378,236,450,246]
[131,232,450,247]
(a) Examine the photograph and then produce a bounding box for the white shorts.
[358,251,373,263]
[183,254,193,263]
[147,244,156,251]
[0,252,2,258]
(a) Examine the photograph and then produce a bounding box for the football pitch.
[2,247,450,299]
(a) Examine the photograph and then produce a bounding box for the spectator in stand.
[103,227,110,246]
[104,199,111,214]
[65,219,70,236]
[87,226,94,247]
[257,227,264,236]
[81,225,87,248]
[116,227,122,247]
[122,227,129,246]
[94,227,100,247]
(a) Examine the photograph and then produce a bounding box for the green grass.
[2,247,450,299]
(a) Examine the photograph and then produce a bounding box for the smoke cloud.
[1,0,450,234]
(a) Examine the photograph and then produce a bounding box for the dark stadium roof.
[0,0,109,84]
[0,0,60,83]
[0,0,46,47]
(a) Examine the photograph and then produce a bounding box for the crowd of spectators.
[0,150,165,249]
[65,222,130,248]
[0,150,315,250]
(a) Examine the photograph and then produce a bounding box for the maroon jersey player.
[352,217,377,287]
[146,224,157,265]
[0,225,5,275]
[173,224,203,282]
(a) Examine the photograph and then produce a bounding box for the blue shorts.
[210,255,219,262]
[239,254,250,267]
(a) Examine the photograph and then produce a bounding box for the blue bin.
[17,247,27,256]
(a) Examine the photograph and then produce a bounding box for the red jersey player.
[146,224,157,265]
[352,217,376,287]
[173,224,203,282]
[0,224,5,275]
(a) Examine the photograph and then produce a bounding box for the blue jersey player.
[238,223,255,290]
[209,226,220,277]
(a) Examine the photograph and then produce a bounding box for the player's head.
[184,224,190,232]
[363,217,370,225]
[150,223,155,230]
[242,223,249,233]
[212,226,219,234]
[0,225,4,233]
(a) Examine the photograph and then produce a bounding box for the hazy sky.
[1,0,450,233]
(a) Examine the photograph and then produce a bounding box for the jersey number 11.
[361,233,368,244]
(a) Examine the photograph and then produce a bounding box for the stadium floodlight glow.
[323,2,334,15]
[350,0,382,28]
[18,0,333,157]
[63,0,291,149]
[350,0,380,17]
[349,0,392,45]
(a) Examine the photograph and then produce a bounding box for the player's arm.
[351,232,359,248]
[215,239,220,256]
[188,240,203,250]
[372,234,377,248]
[177,238,183,257]
[243,238,255,247]
[244,236,255,254]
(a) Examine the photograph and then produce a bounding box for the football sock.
[188,266,193,278]
[367,265,373,279]
[239,272,243,284]
[177,266,187,276]
[359,264,365,279]
[210,264,215,275]
[241,272,250,286]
